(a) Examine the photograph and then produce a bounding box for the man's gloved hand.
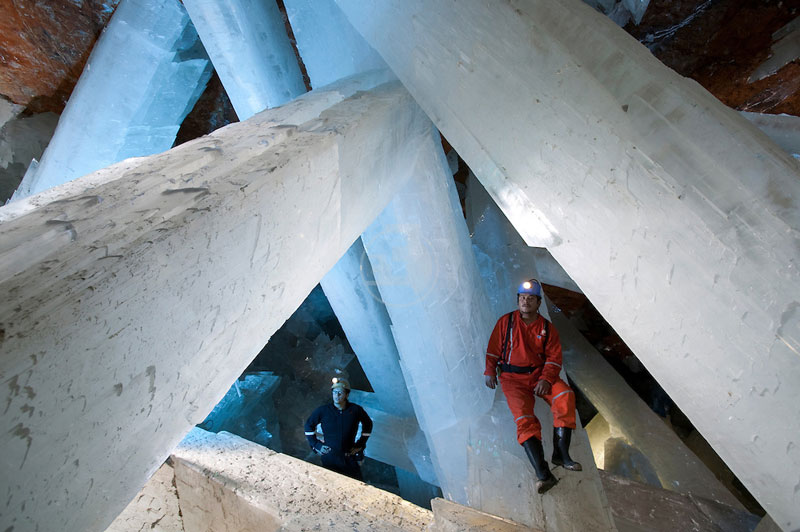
[484,375,497,389]
[315,444,331,455]
[346,445,365,456]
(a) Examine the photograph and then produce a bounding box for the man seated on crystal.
[484,279,582,494]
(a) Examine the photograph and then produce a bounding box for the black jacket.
[304,402,373,455]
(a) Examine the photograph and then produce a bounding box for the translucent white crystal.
[469,169,747,506]
[183,0,307,119]
[173,428,434,529]
[741,111,800,158]
[13,0,213,200]
[467,393,614,531]
[321,240,415,418]
[284,0,387,88]
[336,2,800,526]
[286,0,422,479]
[549,303,744,507]
[0,78,430,532]
[749,18,800,82]
[361,125,495,504]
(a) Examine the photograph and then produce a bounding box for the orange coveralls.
[485,311,577,444]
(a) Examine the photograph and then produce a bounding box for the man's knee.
[515,414,542,442]
[550,385,577,427]
[550,381,574,404]
[517,423,542,444]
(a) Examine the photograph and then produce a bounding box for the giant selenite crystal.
[322,241,415,419]
[551,307,745,508]
[183,0,307,119]
[361,127,496,504]
[12,0,212,201]
[0,77,430,532]
[335,1,800,528]
[287,0,408,420]
[198,372,282,449]
[286,0,430,483]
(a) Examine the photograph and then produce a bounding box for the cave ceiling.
[0,0,120,114]
[1,0,799,133]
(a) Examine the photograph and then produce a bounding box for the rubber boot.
[551,427,582,471]
[522,436,558,494]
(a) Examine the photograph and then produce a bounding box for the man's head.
[517,279,542,315]
[331,377,350,407]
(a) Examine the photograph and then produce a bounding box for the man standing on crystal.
[304,377,373,480]
[484,279,582,493]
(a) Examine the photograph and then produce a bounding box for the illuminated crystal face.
[183,0,306,119]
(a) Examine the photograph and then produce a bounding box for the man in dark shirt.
[484,279,581,494]
[304,377,373,480]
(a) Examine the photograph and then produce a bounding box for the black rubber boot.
[522,436,558,494]
[551,427,582,471]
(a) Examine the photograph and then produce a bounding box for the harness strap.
[501,313,551,367]
[542,319,550,353]
[501,311,514,363]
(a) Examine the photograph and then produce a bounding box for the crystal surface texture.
[183,0,306,120]
[336,1,800,527]
[172,428,434,530]
[468,392,614,531]
[0,79,429,532]
[548,304,742,508]
[361,126,495,504]
[12,0,212,201]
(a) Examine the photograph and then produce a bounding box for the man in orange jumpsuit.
[484,279,581,493]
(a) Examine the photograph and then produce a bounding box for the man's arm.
[349,407,373,455]
[304,407,330,454]
[537,322,564,393]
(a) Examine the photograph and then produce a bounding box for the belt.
[499,363,541,374]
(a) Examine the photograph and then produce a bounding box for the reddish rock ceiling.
[0,0,120,114]
[174,72,239,146]
[627,0,800,114]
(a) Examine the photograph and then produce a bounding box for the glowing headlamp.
[517,279,542,296]
[331,377,350,391]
